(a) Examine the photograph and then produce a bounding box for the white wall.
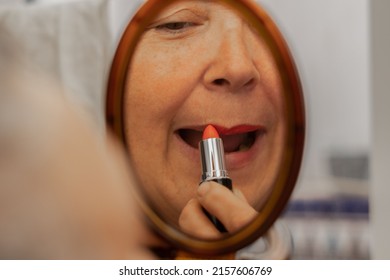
[258,0,371,187]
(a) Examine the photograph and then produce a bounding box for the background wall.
[257,0,372,259]
[258,0,390,259]
[258,0,370,190]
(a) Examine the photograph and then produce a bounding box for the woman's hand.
[0,63,157,259]
[179,181,258,239]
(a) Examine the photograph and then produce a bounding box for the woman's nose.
[203,28,259,93]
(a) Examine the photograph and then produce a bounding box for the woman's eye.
[155,22,195,33]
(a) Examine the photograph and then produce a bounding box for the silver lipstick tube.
[199,137,230,181]
[199,137,232,232]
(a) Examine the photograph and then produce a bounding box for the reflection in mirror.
[107,0,304,255]
[125,0,286,237]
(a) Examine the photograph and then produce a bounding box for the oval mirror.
[106,0,305,257]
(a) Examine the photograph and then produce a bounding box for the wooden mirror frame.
[106,0,305,256]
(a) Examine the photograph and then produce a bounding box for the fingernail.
[198,182,211,197]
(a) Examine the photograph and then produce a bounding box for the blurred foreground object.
[0,33,153,259]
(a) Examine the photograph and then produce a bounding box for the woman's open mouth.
[176,125,265,154]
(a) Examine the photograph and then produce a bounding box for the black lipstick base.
[202,177,232,232]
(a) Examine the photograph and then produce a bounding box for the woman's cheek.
[127,61,172,119]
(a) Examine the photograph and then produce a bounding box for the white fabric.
[0,0,111,128]
[108,0,144,47]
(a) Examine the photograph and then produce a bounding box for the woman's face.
[125,0,286,226]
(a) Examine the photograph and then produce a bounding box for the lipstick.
[199,125,233,232]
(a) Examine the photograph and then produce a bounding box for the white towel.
[0,0,111,129]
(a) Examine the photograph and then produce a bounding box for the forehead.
[151,0,246,20]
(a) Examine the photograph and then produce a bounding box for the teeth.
[237,132,256,152]
[238,143,250,152]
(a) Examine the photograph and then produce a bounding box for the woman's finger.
[179,198,222,240]
[197,181,258,232]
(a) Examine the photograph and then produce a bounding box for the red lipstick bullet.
[199,125,233,232]
[202,124,220,139]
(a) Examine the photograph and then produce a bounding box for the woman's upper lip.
[213,125,265,135]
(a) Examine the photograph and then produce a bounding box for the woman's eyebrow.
[152,4,210,23]
[152,0,212,18]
